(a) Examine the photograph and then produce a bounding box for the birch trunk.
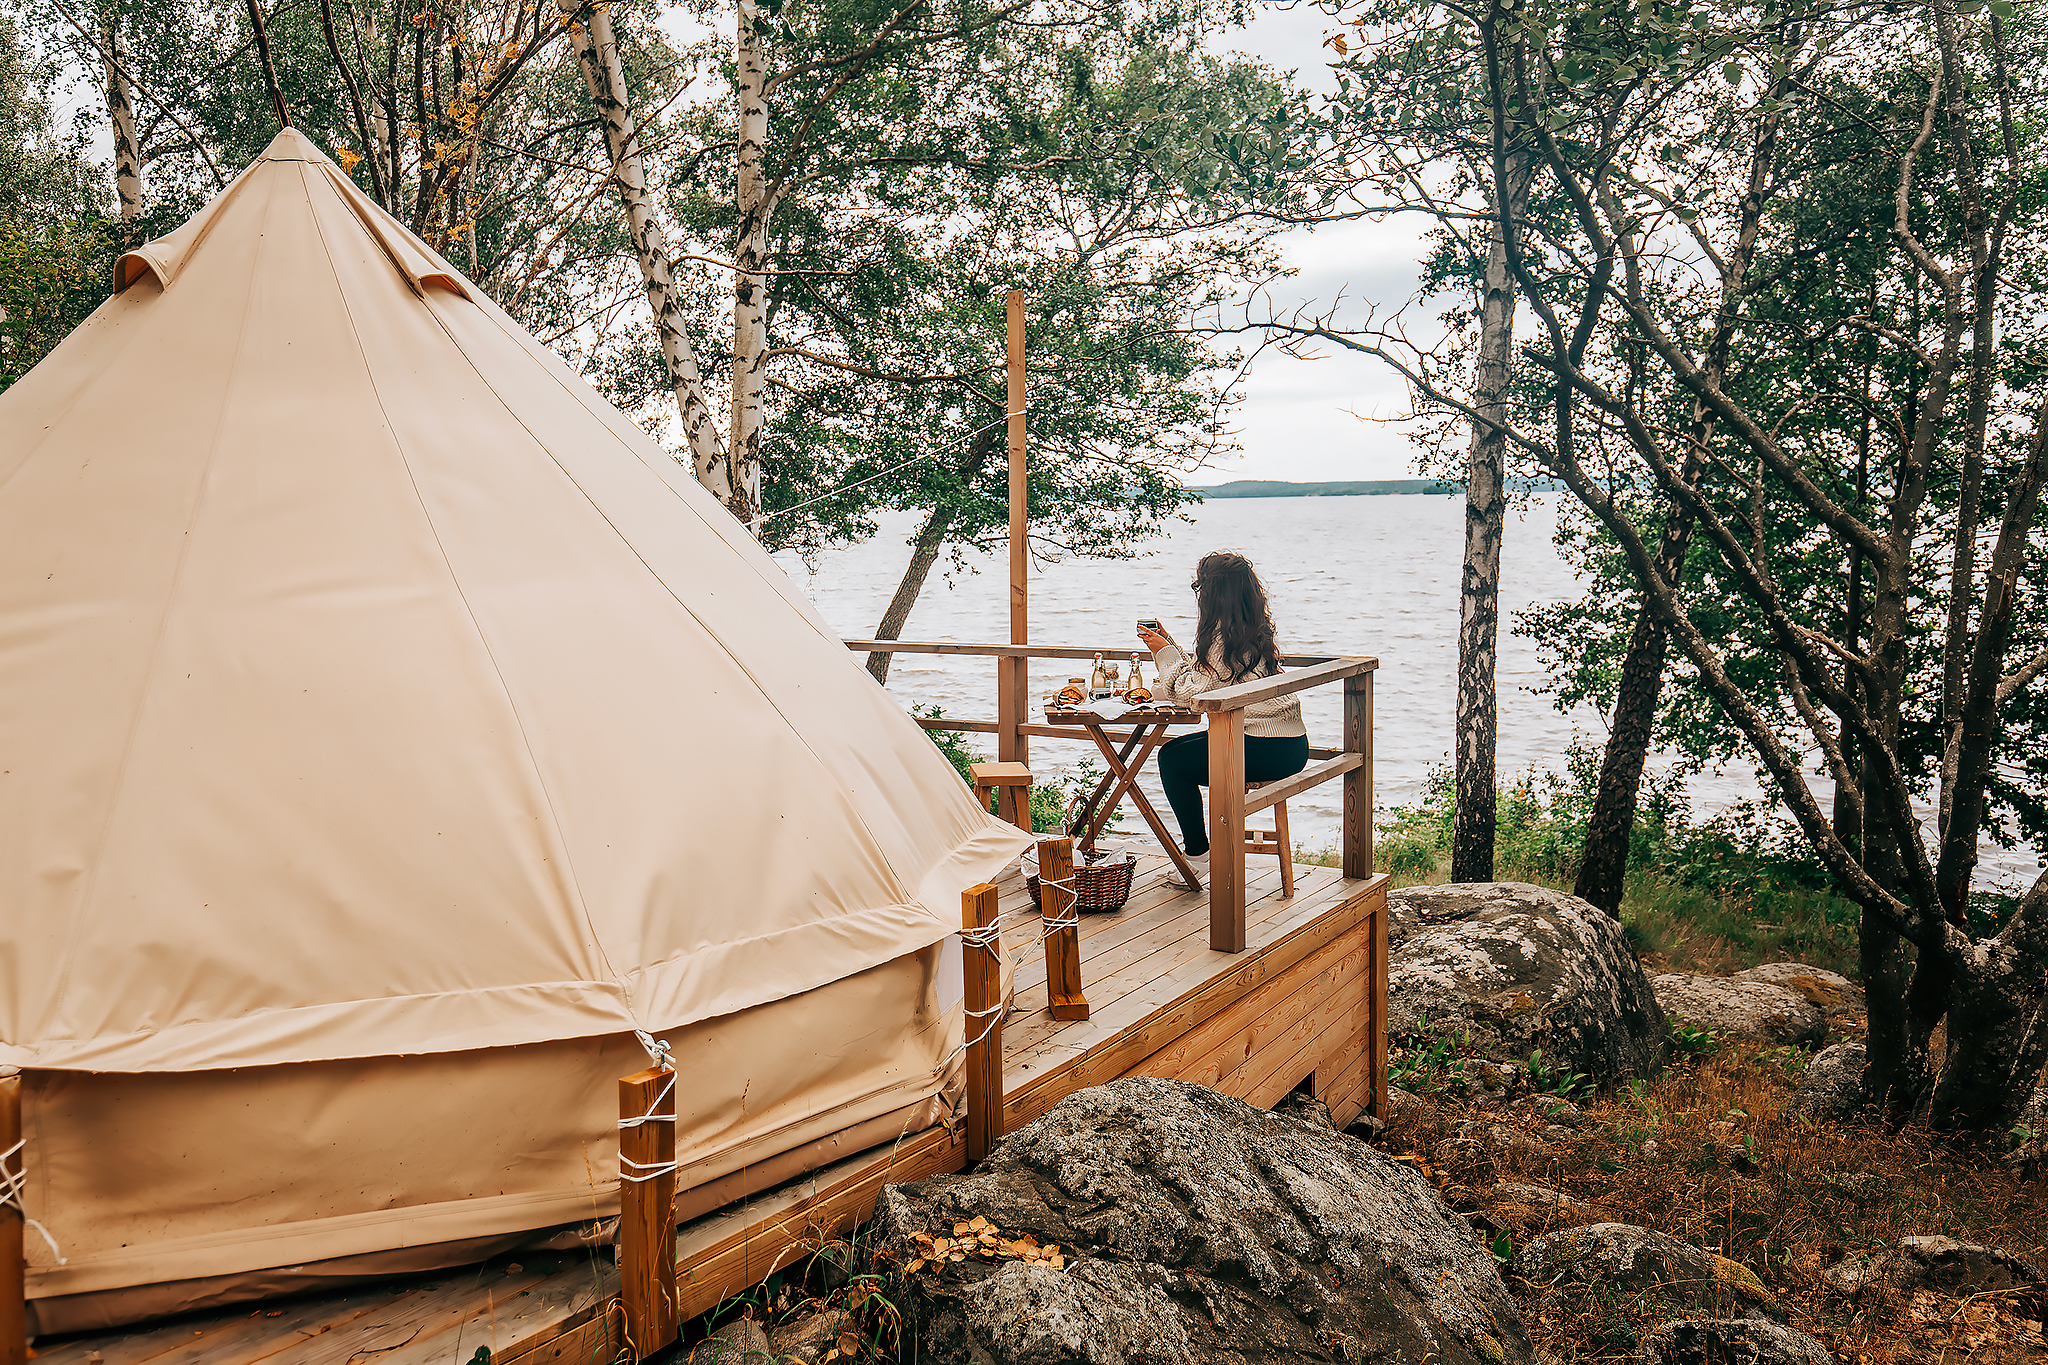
[727,0,771,527]
[1450,159,1527,884]
[560,1,728,492]
[864,423,1002,683]
[103,17,142,238]
[352,3,396,210]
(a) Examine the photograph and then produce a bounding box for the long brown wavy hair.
[1192,551,1281,683]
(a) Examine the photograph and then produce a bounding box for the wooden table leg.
[1079,724,1168,847]
[1080,723,1204,891]
[1067,724,1147,844]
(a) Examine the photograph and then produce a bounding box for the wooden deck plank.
[1004,868,1365,1079]
[1234,992,1369,1110]
[1005,865,1353,1059]
[1006,856,1288,1002]
[1001,878,1386,1131]
[1005,864,1300,1043]
[32,1284,394,1365]
[1129,937,1368,1093]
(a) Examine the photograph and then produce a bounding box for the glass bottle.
[1089,653,1107,698]
[1126,653,1149,703]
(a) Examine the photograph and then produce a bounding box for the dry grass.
[1383,1041,2048,1363]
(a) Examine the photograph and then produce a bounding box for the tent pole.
[962,883,1003,1163]
[999,291,1029,770]
[617,1065,677,1359]
[2,1067,22,1365]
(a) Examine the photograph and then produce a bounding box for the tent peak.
[255,126,332,165]
[113,130,473,302]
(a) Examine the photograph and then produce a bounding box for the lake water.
[774,493,2043,893]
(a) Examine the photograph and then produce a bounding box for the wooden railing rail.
[847,639,1349,667]
[1243,753,1364,816]
[1190,656,1379,712]
[856,636,1376,953]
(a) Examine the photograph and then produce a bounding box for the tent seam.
[297,161,621,991]
[37,168,282,1032]
[386,285,922,916]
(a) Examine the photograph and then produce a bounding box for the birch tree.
[560,0,729,496]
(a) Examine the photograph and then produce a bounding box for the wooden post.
[1367,901,1390,1119]
[1343,670,1375,880]
[962,882,1003,1163]
[617,1065,677,1360]
[1209,707,1246,952]
[998,290,1030,769]
[2,1067,22,1365]
[1039,837,1089,1020]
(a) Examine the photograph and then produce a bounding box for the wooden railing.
[851,640,1377,952]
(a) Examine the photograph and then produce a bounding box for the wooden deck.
[34,854,1386,1365]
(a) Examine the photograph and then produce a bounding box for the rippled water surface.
[774,493,2040,891]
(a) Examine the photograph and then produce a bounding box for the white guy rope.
[747,409,1022,532]
[934,865,1081,1074]
[1,1138,65,1264]
[618,1031,678,1185]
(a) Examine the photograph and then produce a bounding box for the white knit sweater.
[1151,641,1307,738]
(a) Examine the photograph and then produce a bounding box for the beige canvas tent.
[0,128,1029,1334]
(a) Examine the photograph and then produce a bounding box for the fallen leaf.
[904,1258,925,1274]
[953,1221,972,1237]
[837,1333,859,1356]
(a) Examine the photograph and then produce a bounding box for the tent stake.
[962,883,1003,1163]
[617,1065,677,1359]
[2,1067,22,1365]
[1040,838,1089,1020]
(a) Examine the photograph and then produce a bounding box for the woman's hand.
[1137,624,1171,653]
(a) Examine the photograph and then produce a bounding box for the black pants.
[1155,731,1310,856]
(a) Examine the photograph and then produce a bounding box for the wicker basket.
[1024,846,1137,914]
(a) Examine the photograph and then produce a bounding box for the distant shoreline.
[1190,478,1564,498]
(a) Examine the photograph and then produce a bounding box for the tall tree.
[1303,0,2048,1128]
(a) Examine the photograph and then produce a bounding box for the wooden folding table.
[1041,703,1206,891]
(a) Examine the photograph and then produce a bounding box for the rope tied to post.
[618,1029,678,1185]
[1,1137,65,1264]
[935,871,1080,1074]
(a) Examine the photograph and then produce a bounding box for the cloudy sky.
[1206,2,1438,485]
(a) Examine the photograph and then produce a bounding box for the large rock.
[1637,1319,1834,1365]
[1735,963,1864,1019]
[1789,1042,1866,1121]
[1653,974,1826,1048]
[873,1077,1533,1365]
[1387,882,1666,1084]
[1824,1235,2043,1297]
[1512,1223,1777,1319]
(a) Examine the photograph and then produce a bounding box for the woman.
[1137,551,1308,870]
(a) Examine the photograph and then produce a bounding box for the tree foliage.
[1306,0,2048,1128]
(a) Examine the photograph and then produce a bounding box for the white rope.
[934,864,1086,1073]
[748,408,1024,531]
[618,1033,678,1184]
[1,1138,65,1265]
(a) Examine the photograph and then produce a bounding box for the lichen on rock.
[873,1076,1535,1365]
